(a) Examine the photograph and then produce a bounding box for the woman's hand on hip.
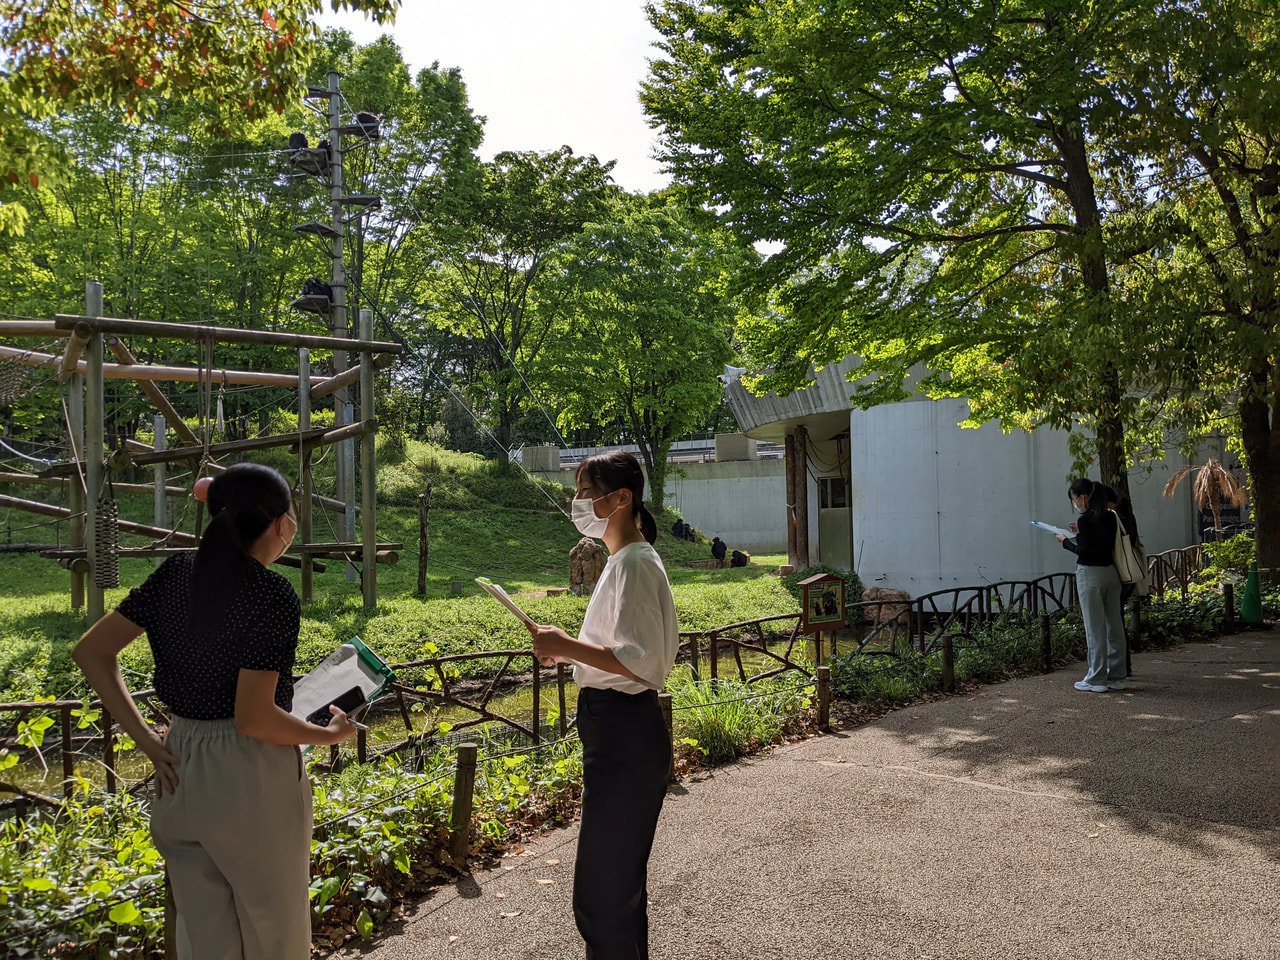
[140,732,180,796]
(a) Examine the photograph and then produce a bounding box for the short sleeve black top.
[116,551,301,720]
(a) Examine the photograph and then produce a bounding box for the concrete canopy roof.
[724,356,862,443]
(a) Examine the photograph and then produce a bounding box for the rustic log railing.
[0,544,1206,800]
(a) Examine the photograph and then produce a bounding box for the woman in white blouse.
[529,451,679,959]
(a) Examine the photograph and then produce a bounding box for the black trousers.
[574,687,671,960]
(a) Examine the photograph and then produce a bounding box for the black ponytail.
[1067,477,1108,523]
[188,463,292,639]
[575,451,657,545]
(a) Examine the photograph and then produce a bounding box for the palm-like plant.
[1162,458,1248,540]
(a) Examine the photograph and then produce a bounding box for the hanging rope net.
[0,351,35,405]
[93,489,120,589]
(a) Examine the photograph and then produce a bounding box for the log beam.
[0,343,327,389]
[0,320,69,338]
[105,338,201,446]
[310,352,395,401]
[0,493,196,544]
[54,315,404,355]
[58,323,92,382]
[0,472,185,496]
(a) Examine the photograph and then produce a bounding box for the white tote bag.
[1111,510,1149,595]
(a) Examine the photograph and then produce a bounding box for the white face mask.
[571,495,619,538]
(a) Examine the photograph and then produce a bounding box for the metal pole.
[85,281,104,621]
[327,70,357,582]
[795,426,810,568]
[153,415,166,566]
[68,369,85,610]
[298,349,313,602]
[360,309,376,612]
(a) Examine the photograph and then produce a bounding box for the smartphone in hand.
[306,685,367,727]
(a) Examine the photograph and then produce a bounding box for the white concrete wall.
[849,399,1200,596]
[532,460,789,555]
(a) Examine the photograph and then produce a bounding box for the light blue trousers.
[1077,564,1127,686]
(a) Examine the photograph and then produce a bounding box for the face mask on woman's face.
[571,495,619,538]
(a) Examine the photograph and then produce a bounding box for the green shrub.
[669,676,811,763]
[1196,533,1254,584]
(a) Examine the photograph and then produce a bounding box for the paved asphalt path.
[340,633,1280,960]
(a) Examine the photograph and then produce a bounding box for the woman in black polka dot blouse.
[74,463,355,960]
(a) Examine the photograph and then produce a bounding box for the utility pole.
[327,71,358,582]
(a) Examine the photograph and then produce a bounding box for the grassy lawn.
[0,440,794,700]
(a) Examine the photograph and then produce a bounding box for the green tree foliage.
[423,147,617,462]
[539,196,746,511]
[1097,0,1280,577]
[0,30,484,450]
[641,0,1155,493]
[0,0,399,235]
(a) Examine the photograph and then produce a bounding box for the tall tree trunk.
[647,443,669,514]
[1239,379,1280,581]
[1095,364,1128,498]
[1058,116,1129,499]
[496,406,513,466]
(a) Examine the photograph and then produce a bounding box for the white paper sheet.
[475,577,537,629]
[1029,520,1074,538]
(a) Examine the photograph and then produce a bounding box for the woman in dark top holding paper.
[528,451,679,960]
[1057,478,1127,693]
[74,464,355,960]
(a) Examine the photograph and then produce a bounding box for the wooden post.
[556,662,568,737]
[298,349,313,602]
[102,707,115,793]
[85,281,105,622]
[795,426,810,569]
[164,869,178,960]
[707,631,718,688]
[449,743,478,862]
[531,658,542,744]
[61,703,75,794]
[417,483,431,596]
[360,309,377,612]
[658,691,674,784]
[784,433,798,568]
[153,415,166,566]
[1040,614,1052,674]
[941,634,956,693]
[816,665,830,730]
[1222,582,1235,633]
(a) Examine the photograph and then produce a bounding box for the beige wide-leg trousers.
[151,717,313,960]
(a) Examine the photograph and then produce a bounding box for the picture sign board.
[799,572,846,633]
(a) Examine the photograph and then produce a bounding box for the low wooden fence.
[0,544,1207,804]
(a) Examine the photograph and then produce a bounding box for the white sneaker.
[1106,681,1128,691]
[1074,680,1109,692]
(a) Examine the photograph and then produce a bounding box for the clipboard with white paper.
[1029,520,1074,538]
[475,577,538,629]
[290,636,395,727]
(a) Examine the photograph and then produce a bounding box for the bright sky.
[318,1,671,194]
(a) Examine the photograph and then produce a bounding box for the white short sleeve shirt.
[573,541,679,693]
